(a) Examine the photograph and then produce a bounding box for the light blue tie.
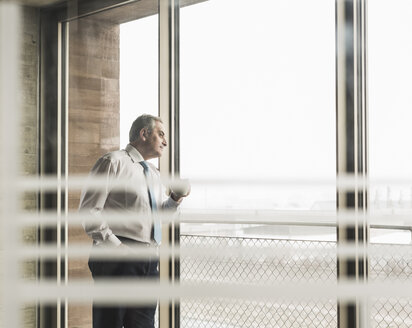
[140,161,161,244]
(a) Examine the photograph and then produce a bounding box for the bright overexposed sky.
[120,15,158,148]
[121,0,335,177]
[119,0,412,210]
[368,0,412,179]
[120,0,335,209]
[178,0,335,181]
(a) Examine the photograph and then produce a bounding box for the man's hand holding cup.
[170,178,191,202]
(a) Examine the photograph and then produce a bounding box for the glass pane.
[180,0,336,211]
[179,1,336,326]
[120,16,158,148]
[369,0,412,212]
[365,3,412,327]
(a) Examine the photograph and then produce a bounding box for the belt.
[117,236,151,246]
[117,236,159,257]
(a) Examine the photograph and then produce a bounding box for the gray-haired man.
[80,114,189,328]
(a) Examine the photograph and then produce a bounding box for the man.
[80,114,189,328]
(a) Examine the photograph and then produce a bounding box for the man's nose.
[163,139,167,146]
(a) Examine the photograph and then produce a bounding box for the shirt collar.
[125,144,145,163]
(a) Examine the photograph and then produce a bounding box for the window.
[180,0,336,211]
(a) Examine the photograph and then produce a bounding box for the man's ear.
[139,128,147,141]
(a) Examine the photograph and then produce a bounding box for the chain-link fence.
[180,234,412,328]
[370,244,412,328]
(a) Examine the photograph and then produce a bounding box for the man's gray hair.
[129,114,163,143]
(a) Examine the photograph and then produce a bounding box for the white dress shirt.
[79,144,179,246]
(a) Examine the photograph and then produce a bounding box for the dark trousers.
[88,238,159,328]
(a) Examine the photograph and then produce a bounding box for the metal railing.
[180,233,412,328]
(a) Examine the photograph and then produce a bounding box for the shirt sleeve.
[79,157,121,247]
[162,195,181,210]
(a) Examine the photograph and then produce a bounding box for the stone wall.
[21,6,40,328]
[68,17,120,328]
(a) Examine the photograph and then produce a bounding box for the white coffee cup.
[170,179,191,198]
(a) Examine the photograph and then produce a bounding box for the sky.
[119,0,412,211]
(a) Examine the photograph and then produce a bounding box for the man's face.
[145,121,167,159]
